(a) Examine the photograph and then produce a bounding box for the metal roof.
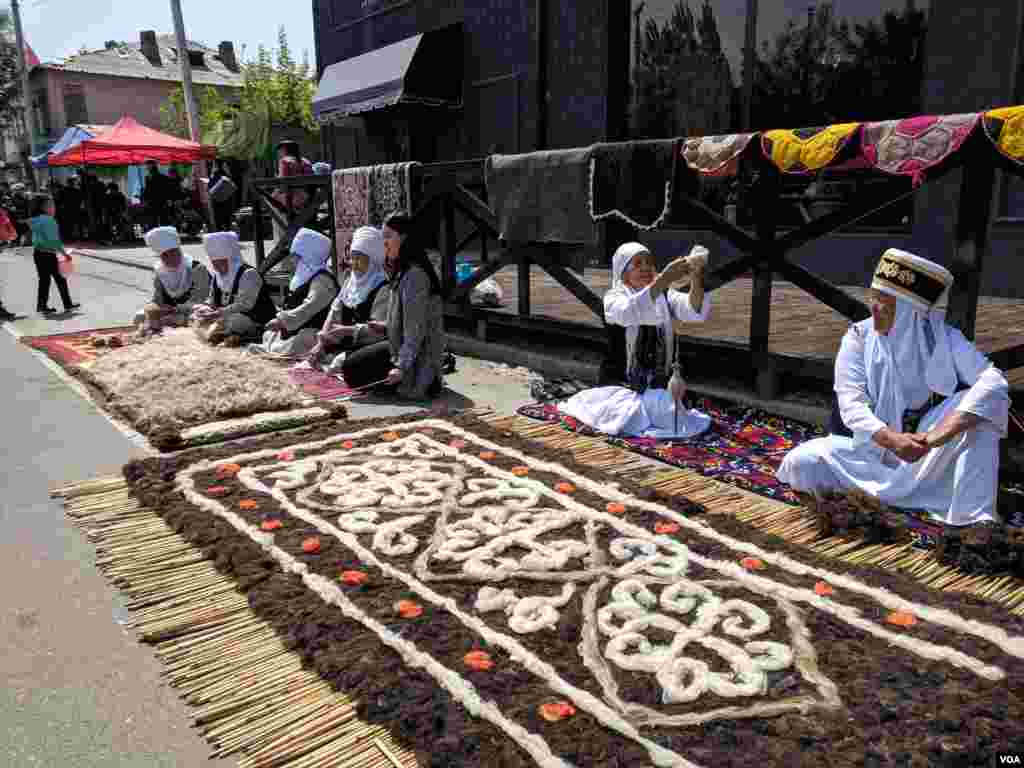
[39,35,243,88]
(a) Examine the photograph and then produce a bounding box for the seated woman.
[250,228,340,357]
[192,231,277,346]
[341,213,445,399]
[559,242,712,438]
[133,226,209,335]
[308,226,390,371]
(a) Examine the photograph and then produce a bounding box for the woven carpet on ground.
[517,398,825,506]
[56,413,1024,767]
[22,325,139,367]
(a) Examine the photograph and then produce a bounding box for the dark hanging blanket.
[485,148,598,245]
[589,139,680,229]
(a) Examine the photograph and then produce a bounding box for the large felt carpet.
[56,414,1024,767]
[517,398,826,505]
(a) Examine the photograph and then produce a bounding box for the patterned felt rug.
[55,414,1024,767]
[22,326,140,367]
[517,399,825,506]
[287,364,359,401]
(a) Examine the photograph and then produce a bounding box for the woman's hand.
[306,342,324,361]
[385,368,403,385]
[266,317,285,333]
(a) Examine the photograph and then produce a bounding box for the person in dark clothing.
[105,183,128,242]
[62,177,84,241]
[142,160,171,228]
[209,160,238,232]
[29,194,80,314]
[340,213,445,399]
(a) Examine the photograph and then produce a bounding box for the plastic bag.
[58,257,75,277]
[470,277,503,307]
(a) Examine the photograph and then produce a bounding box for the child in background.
[29,194,80,315]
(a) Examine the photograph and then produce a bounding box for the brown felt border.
[123,412,1024,767]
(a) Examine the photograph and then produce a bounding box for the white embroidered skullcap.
[144,226,180,255]
[203,231,241,262]
[871,248,954,313]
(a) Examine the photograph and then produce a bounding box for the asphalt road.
[0,244,536,767]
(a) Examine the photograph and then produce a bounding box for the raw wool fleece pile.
[85,329,310,432]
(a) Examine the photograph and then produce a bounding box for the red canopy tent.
[47,116,217,166]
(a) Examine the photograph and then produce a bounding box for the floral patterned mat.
[516,398,826,505]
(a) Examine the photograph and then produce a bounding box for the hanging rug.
[69,412,1024,767]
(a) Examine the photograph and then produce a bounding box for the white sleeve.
[835,324,887,440]
[666,288,710,322]
[949,328,1010,435]
[604,287,661,327]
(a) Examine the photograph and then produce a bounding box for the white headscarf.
[203,232,243,292]
[606,242,675,367]
[145,226,191,299]
[289,228,332,291]
[861,250,958,442]
[335,226,386,309]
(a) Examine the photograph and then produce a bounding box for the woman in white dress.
[559,241,713,439]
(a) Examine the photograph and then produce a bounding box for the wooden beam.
[669,196,759,252]
[749,167,780,399]
[518,251,531,317]
[257,188,325,276]
[705,251,764,291]
[450,184,500,237]
[990,343,1024,373]
[440,194,457,298]
[531,253,606,321]
[449,253,511,303]
[771,258,871,322]
[947,142,999,339]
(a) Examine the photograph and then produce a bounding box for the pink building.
[28,31,243,156]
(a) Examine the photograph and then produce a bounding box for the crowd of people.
[135,211,445,400]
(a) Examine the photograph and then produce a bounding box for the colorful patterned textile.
[983,105,1024,163]
[332,167,372,261]
[589,140,678,229]
[762,123,860,174]
[681,132,755,177]
[286,365,359,401]
[22,326,138,367]
[368,162,417,226]
[517,397,825,505]
[861,113,980,185]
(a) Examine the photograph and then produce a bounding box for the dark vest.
[338,281,385,326]
[211,264,277,325]
[601,323,671,393]
[156,273,193,307]
[280,270,339,340]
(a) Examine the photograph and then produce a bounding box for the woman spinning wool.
[251,228,340,358]
[559,242,712,438]
[308,226,390,370]
[134,226,208,336]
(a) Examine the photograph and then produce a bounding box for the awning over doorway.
[313,23,462,124]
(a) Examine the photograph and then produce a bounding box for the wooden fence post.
[948,143,998,340]
[750,166,780,399]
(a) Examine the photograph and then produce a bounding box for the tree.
[751,3,928,129]
[104,40,129,50]
[238,26,317,132]
[160,84,231,139]
[630,0,735,139]
[0,10,27,137]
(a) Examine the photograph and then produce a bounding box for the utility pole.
[11,0,36,190]
[741,0,758,132]
[169,0,214,227]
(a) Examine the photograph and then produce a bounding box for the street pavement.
[0,244,536,767]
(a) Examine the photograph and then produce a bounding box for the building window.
[188,51,206,68]
[32,89,50,137]
[63,84,89,126]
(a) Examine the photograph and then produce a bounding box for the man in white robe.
[559,242,713,439]
[778,248,1009,530]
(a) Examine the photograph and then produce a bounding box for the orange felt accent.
[814,581,834,596]
[216,463,241,477]
[555,482,576,493]
[260,519,283,532]
[340,570,369,586]
[463,650,494,671]
[479,451,497,460]
[511,467,530,477]
[239,500,259,511]
[395,600,424,619]
[381,432,400,442]
[740,557,766,571]
[302,537,321,554]
[342,440,356,449]
[654,521,681,535]
[886,611,918,627]
[606,503,626,514]
[539,701,576,722]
